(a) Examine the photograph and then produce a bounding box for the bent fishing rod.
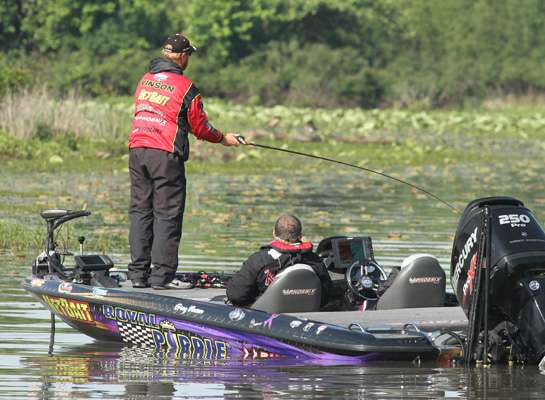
[235,135,459,212]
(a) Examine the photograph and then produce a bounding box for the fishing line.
[235,136,459,212]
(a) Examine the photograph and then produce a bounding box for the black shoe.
[151,280,189,290]
[151,283,169,290]
[132,280,148,289]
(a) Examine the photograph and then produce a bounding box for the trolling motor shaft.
[78,236,86,255]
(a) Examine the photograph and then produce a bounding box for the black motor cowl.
[451,197,545,315]
[451,196,545,363]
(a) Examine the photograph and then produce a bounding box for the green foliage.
[186,0,400,106]
[0,1,23,51]
[1,0,545,106]
[2,95,544,166]
[19,0,178,52]
[0,128,72,160]
[185,1,400,61]
[193,41,383,107]
[0,55,32,94]
[0,128,126,165]
[44,47,152,96]
[0,219,42,252]
[390,0,545,106]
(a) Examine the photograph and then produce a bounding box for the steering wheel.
[346,260,387,300]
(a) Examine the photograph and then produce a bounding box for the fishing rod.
[234,135,459,212]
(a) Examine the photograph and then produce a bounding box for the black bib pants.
[128,148,186,285]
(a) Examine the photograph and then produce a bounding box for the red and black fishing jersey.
[129,58,223,160]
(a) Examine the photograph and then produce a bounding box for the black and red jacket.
[226,240,332,307]
[129,58,223,161]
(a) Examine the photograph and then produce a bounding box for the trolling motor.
[451,197,545,365]
[33,209,91,278]
[33,209,118,288]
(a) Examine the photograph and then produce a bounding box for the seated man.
[226,214,331,307]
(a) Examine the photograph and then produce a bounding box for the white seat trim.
[400,253,438,269]
[275,263,315,278]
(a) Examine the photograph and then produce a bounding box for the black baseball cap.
[163,33,197,54]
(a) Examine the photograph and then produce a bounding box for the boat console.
[330,236,375,270]
[317,236,387,305]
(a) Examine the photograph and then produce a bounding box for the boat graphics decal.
[316,325,328,335]
[263,314,279,329]
[303,322,315,332]
[289,320,303,328]
[151,327,228,359]
[249,318,263,329]
[28,280,433,362]
[452,226,479,290]
[111,318,229,359]
[100,304,228,359]
[173,303,205,315]
[160,320,175,330]
[103,305,158,328]
[58,281,73,293]
[228,308,246,321]
[92,287,108,296]
[42,295,94,324]
[31,278,45,288]
[242,346,282,359]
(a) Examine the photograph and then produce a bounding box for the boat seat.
[376,254,446,310]
[251,263,322,313]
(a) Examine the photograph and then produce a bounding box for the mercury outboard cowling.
[451,196,545,364]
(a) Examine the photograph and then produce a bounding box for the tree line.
[1,0,544,108]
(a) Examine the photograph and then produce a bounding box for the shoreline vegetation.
[2,88,545,168]
[1,89,545,254]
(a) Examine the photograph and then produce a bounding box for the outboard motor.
[451,196,545,364]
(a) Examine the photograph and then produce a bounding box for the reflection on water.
[13,342,545,399]
[12,339,545,400]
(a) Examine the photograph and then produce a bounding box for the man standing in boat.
[128,33,241,290]
[227,215,332,306]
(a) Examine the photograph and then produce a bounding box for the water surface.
[2,160,545,398]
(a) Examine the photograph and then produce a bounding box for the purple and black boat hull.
[24,277,440,363]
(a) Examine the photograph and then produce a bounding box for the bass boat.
[22,196,545,366]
